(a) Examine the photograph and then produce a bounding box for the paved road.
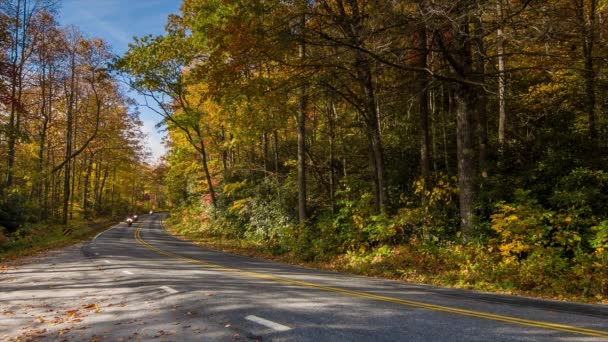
[2,213,607,341]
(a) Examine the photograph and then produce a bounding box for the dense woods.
[0,0,158,240]
[116,0,608,300]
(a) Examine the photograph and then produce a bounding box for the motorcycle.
[132,214,138,222]
[126,217,133,227]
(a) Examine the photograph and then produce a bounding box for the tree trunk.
[417,25,431,179]
[497,0,507,151]
[455,84,476,241]
[575,0,598,144]
[93,154,103,213]
[430,88,439,173]
[199,139,217,208]
[69,106,79,221]
[442,4,477,241]
[262,133,269,174]
[6,0,22,188]
[82,155,94,219]
[62,52,76,225]
[297,2,308,224]
[358,56,388,213]
[474,15,488,178]
[35,67,49,213]
[97,161,109,213]
[329,100,337,213]
[442,85,451,174]
[273,130,280,174]
[110,166,116,215]
[220,127,228,178]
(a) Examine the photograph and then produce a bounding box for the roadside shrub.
[0,189,37,233]
[394,175,459,243]
[550,168,608,220]
[0,227,9,246]
[490,189,553,264]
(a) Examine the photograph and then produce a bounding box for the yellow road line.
[134,226,608,338]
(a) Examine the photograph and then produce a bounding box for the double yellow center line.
[134,226,608,338]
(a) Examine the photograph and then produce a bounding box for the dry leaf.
[65,310,78,319]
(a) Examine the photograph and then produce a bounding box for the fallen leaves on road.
[152,329,176,338]
[15,328,48,341]
[65,309,78,319]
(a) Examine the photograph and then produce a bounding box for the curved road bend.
[2,213,607,341]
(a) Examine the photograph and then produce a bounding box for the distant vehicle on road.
[126,217,133,227]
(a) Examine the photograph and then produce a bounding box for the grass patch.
[0,218,119,263]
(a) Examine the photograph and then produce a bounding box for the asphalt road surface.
[1,213,607,341]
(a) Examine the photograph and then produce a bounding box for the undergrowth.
[0,218,118,262]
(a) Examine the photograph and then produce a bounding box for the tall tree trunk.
[455,84,476,241]
[474,15,488,178]
[417,25,431,179]
[93,154,103,213]
[6,0,22,188]
[442,85,451,174]
[82,155,94,219]
[96,160,109,214]
[454,14,477,241]
[328,100,337,213]
[35,67,49,211]
[69,107,79,221]
[110,166,116,216]
[497,0,507,151]
[576,0,598,145]
[199,139,217,208]
[358,56,388,213]
[44,143,52,219]
[297,1,308,224]
[273,130,280,174]
[220,126,228,178]
[430,88,439,173]
[62,52,76,225]
[262,133,269,174]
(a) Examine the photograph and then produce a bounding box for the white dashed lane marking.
[245,315,291,332]
[160,286,178,294]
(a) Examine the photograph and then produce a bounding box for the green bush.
[393,175,459,243]
[0,189,38,233]
[550,168,608,219]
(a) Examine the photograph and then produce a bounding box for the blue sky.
[59,0,182,164]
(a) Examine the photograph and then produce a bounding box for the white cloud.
[60,1,132,47]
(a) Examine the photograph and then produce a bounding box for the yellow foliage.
[223,180,248,197]
[228,198,251,216]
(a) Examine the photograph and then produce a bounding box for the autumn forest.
[2,0,608,301]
